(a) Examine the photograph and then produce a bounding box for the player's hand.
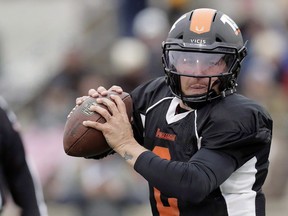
[76,85,123,105]
[83,94,134,151]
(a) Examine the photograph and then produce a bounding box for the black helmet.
[162,8,247,108]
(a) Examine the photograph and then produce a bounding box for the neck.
[179,101,193,111]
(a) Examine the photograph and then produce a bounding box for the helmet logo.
[190,8,216,34]
[195,26,205,33]
[220,14,240,35]
[191,39,206,44]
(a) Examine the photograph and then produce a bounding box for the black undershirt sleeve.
[134,148,237,204]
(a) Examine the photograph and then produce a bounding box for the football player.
[0,97,48,216]
[80,8,272,216]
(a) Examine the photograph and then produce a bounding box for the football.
[63,91,133,158]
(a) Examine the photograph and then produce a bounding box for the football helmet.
[162,8,247,108]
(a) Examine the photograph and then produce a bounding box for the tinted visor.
[165,51,235,76]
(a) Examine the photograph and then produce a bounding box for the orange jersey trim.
[153,146,180,216]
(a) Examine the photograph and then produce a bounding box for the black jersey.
[0,97,48,216]
[131,77,272,216]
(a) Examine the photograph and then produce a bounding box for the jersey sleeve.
[134,147,237,203]
[199,96,273,168]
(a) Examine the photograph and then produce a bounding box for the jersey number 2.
[153,146,180,216]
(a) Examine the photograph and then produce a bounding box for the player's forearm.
[134,151,211,203]
[113,139,149,166]
[134,148,237,203]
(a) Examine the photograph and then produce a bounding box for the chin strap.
[184,88,236,109]
[220,87,236,98]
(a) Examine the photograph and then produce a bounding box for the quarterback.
[80,8,272,216]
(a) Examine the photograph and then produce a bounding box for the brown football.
[63,91,133,157]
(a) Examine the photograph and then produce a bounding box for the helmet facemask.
[162,42,247,108]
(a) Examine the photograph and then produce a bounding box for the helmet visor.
[166,51,235,77]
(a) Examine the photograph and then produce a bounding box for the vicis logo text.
[191,39,206,44]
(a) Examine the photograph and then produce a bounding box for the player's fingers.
[82,120,105,131]
[95,98,118,116]
[89,102,113,122]
[110,94,127,114]
[88,88,100,98]
[76,96,88,105]
[108,85,123,94]
[97,86,109,96]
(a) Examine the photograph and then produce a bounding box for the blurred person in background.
[77,8,272,216]
[132,7,170,78]
[117,0,147,36]
[109,37,151,92]
[28,48,104,129]
[0,96,48,216]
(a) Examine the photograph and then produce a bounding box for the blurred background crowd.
[0,0,288,215]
